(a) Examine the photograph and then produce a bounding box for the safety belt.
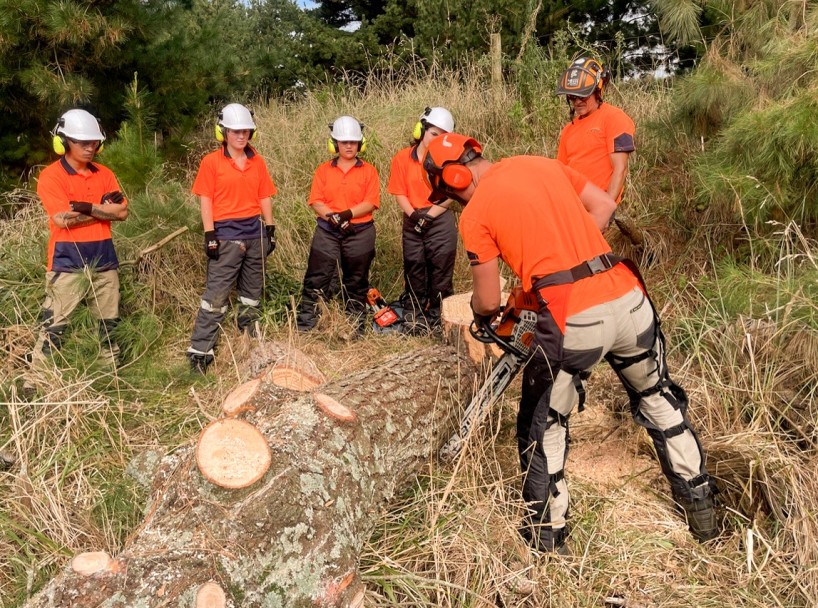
[532,252,623,290]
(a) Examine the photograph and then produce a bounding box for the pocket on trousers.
[563,320,604,370]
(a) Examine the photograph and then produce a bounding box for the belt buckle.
[586,256,607,275]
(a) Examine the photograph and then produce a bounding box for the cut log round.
[314,392,357,423]
[269,364,324,391]
[25,342,479,608]
[195,582,226,608]
[441,292,505,363]
[221,377,261,417]
[195,419,271,489]
[70,551,111,577]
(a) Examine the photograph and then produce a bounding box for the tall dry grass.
[0,59,816,607]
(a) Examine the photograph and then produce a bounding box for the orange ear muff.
[440,163,472,190]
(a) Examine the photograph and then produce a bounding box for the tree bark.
[25,343,478,608]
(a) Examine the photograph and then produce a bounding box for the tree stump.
[25,343,478,608]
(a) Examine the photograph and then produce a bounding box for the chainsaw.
[366,287,401,329]
[440,285,540,460]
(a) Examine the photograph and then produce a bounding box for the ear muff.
[327,137,367,155]
[215,124,225,143]
[412,121,424,141]
[440,163,473,190]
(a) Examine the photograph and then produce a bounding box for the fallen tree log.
[26,343,479,608]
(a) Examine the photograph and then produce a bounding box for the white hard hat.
[329,116,363,141]
[219,103,256,130]
[422,107,455,133]
[56,109,106,141]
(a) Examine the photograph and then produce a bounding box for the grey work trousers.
[188,238,264,356]
[400,210,457,316]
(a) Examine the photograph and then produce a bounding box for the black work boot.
[679,496,719,542]
[188,353,214,375]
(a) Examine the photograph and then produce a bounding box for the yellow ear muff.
[215,124,225,143]
[52,134,67,155]
[359,136,367,155]
[412,121,424,141]
[250,129,257,141]
[327,138,338,155]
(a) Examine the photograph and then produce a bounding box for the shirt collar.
[410,145,420,162]
[331,157,363,168]
[222,145,256,159]
[60,156,99,175]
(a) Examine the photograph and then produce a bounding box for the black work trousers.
[189,238,264,355]
[297,223,375,329]
[401,210,457,317]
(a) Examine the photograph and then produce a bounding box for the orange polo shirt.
[37,157,126,272]
[459,156,639,331]
[556,103,635,203]
[308,158,380,223]
[192,146,276,238]
[387,145,433,209]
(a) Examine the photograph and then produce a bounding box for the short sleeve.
[363,165,380,208]
[606,110,635,154]
[192,154,217,198]
[459,211,499,266]
[557,162,590,197]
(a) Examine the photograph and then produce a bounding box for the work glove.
[265,224,276,256]
[100,191,124,205]
[204,230,220,260]
[414,213,435,235]
[328,209,354,236]
[470,297,497,331]
[69,201,93,215]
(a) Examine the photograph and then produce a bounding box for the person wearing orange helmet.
[423,133,718,553]
[387,106,457,331]
[30,109,129,370]
[555,57,635,204]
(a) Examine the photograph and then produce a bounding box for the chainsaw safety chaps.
[401,211,457,316]
[298,223,375,330]
[517,286,715,551]
[190,238,264,354]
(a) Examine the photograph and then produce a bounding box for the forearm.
[260,198,274,226]
[349,202,376,218]
[89,203,128,221]
[424,201,450,219]
[310,201,332,219]
[395,195,414,217]
[199,197,215,231]
[53,211,95,228]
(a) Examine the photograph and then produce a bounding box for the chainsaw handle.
[468,319,527,359]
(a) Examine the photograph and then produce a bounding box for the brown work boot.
[679,496,719,542]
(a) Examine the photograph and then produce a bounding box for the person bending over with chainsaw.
[29,109,129,371]
[555,57,635,205]
[387,106,457,332]
[296,116,380,335]
[187,103,277,374]
[423,133,719,553]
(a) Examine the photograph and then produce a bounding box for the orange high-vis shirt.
[37,157,125,272]
[387,145,434,209]
[459,156,639,331]
[308,158,380,223]
[556,103,635,203]
[191,146,277,222]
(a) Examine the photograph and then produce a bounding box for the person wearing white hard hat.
[29,109,129,371]
[295,115,380,334]
[386,106,458,333]
[187,103,277,374]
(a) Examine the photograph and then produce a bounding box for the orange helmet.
[555,57,610,98]
[422,133,483,203]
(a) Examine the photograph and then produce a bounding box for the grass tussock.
[1,58,817,607]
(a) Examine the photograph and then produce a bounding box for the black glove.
[69,201,93,215]
[100,191,124,205]
[414,213,435,235]
[265,224,276,256]
[328,210,354,236]
[204,230,220,260]
[470,297,497,330]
